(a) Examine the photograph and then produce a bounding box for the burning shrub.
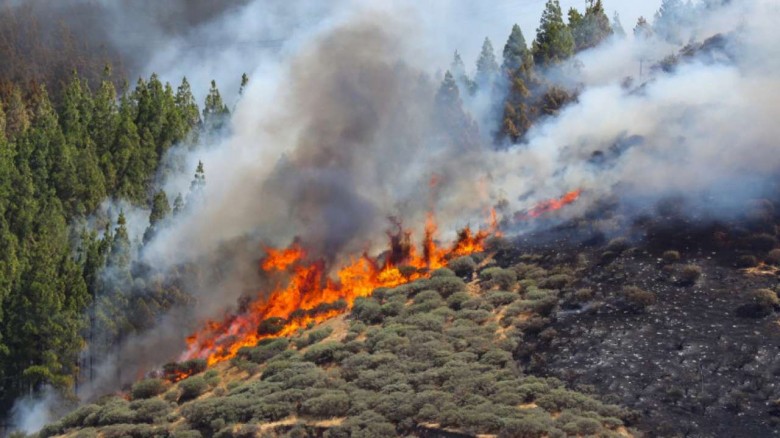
[302,341,346,364]
[678,264,702,286]
[257,316,287,336]
[480,267,517,290]
[735,288,779,319]
[163,359,207,381]
[178,376,208,402]
[428,276,467,298]
[448,256,477,277]
[621,286,656,312]
[131,378,168,400]
[352,297,383,324]
[662,250,681,263]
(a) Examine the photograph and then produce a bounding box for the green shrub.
[294,328,332,349]
[428,276,467,298]
[380,300,404,317]
[480,267,517,289]
[448,256,477,277]
[171,430,203,438]
[447,291,471,310]
[57,404,101,430]
[352,297,383,324]
[662,250,681,263]
[431,267,456,277]
[131,378,167,400]
[486,291,519,307]
[301,390,350,418]
[130,398,170,423]
[499,415,555,438]
[95,399,135,425]
[238,337,290,363]
[561,417,603,436]
[302,341,345,364]
[179,375,209,402]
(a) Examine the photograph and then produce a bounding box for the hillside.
[39,249,638,438]
[38,198,780,437]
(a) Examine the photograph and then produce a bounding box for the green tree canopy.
[532,0,575,66]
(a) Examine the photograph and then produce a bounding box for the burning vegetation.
[178,213,500,373]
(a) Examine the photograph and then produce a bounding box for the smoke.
[8,387,60,435]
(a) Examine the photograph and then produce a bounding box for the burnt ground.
[508,216,780,437]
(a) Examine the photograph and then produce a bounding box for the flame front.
[517,189,582,220]
[178,215,495,370]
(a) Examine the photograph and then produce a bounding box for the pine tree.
[532,0,575,66]
[450,51,475,96]
[186,161,206,206]
[91,69,120,192]
[175,77,201,135]
[239,73,249,96]
[4,85,30,140]
[569,1,612,52]
[654,0,690,43]
[173,193,184,216]
[435,72,478,151]
[475,38,499,89]
[143,190,171,244]
[634,16,653,39]
[612,12,627,38]
[107,211,132,274]
[203,80,229,132]
[502,24,530,73]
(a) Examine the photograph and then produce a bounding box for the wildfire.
[175,192,579,378]
[178,214,496,371]
[516,189,582,220]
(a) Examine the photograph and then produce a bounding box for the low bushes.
[130,378,168,400]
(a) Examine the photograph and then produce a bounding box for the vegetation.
[0,67,238,414]
[41,266,632,437]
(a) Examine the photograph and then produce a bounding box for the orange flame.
[517,189,582,220]
[178,214,498,371]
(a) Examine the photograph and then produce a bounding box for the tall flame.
[177,214,496,372]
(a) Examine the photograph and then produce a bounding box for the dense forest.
[0,0,716,429]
